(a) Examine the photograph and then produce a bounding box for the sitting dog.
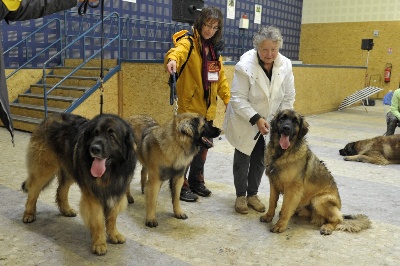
[260,109,371,235]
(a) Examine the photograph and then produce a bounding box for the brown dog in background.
[339,134,400,165]
[126,113,221,227]
[260,109,370,235]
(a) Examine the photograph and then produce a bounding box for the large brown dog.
[126,113,221,227]
[260,109,370,235]
[339,134,400,165]
[22,113,137,255]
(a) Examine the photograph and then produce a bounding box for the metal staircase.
[3,11,121,132]
[9,62,115,132]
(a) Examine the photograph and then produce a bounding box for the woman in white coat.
[223,26,295,214]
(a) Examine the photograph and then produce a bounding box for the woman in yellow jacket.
[165,6,230,202]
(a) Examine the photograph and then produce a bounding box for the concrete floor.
[0,101,400,265]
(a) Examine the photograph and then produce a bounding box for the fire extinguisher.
[384,63,392,83]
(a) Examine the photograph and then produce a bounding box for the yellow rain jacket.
[2,0,21,11]
[164,29,230,121]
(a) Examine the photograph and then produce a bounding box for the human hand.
[256,117,270,135]
[166,60,177,74]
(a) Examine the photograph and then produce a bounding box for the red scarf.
[201,39,216,102]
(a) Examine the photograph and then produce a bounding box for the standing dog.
[126,113,221,227]
[22,113,137,255]
[339,134,400,165]
[260,109,370,235]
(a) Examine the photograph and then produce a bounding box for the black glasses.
[203,23,219,31]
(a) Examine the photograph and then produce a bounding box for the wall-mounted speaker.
[172,0,204,24]
[361,39,374,51]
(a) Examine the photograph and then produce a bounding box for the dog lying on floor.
[261,109,371,235]
[339,134,400,165]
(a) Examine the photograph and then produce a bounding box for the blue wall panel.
[1,0,303,67]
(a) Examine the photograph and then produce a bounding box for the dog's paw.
[22,212,36,223]
[145,219,159,228]
[260,213,274,223]
[175,212,188,220]
[126,195,134,204]
[109,233,126,244]
[61,208,77,217]
[343,156,350,161]
[270,221,287,233]
[92,242,107,256]
[320,224,333,235]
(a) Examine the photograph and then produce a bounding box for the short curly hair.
[253,26,283,50]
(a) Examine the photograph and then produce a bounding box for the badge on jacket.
[207,61,221,82]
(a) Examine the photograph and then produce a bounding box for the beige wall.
[6,62,366,130]
[302,0,400,24]
[76,62,366,128]
[300,21,400,98]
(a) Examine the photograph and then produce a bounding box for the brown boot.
[235,196,248,214]
[247,195,266,212]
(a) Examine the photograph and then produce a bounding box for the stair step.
[45,75,98,87]
[52,67,111,77]
[45,75,98,80]
[18,93,77,109]
[52,66,111,70]
[10,102,64,119]
[12,114,43,124]
[30,84,89,98]
[19,93,77,101]
[11,114,42,132]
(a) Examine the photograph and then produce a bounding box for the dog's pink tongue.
[279,134,290,149]
[91,158,106,178]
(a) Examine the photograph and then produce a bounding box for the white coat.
[223,49,296,155]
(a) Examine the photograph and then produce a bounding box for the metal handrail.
[42,11,120,117]
[4,18,62,79]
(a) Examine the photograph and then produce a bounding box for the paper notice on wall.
[227,0,236,20]
[254,4,262,24]
[123,0,136,3]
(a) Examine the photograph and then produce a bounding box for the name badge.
[207,61,221,82]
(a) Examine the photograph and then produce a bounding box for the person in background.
[164,6,230,202]
[0,0,85,144]
[385,88,400,135]
[223,25,296,214]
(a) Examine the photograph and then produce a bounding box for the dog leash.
[169,72,178,115]
[78,0,105,115]
[78,0,100,16]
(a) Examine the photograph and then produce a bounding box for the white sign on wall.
[254,4,262,24]
[227,0,236,20]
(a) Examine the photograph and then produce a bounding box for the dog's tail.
[336,214,371,233]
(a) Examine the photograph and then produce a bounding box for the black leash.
[78,0,105,115]
[169,72,177,105]
[169,72,178,115]
[78,0,100,16]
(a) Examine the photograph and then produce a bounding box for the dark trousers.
[233,136,265,197]
[182,121,213,189]
[385,112,399,136]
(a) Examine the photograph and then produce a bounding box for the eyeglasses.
[203,23,219,31]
